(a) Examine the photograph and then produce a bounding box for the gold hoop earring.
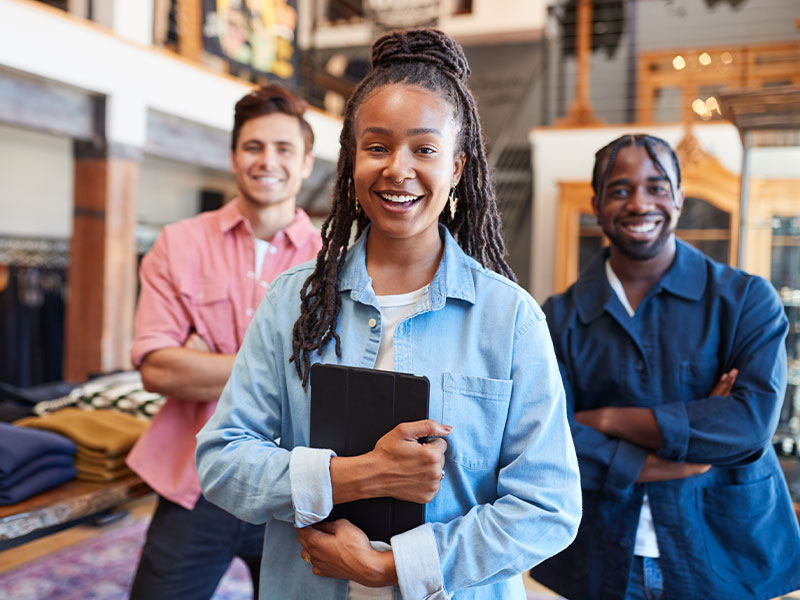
[448,186,458,220]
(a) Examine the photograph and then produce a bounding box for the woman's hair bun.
[370,29,471,83]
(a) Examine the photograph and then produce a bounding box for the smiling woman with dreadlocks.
[197,29,580,600]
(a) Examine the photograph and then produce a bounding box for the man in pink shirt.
[127,84,323,599]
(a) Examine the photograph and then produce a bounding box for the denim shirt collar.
[337,224,477,309]
[574,238,708,324]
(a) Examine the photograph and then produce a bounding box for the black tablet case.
[309,363,430,543]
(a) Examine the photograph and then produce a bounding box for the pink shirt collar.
[218,199,317,250]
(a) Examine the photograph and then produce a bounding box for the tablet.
[309,363,430,543]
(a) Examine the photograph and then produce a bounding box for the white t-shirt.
[348,284,428,599]
[254,238,271,277]
[605,260,660,559]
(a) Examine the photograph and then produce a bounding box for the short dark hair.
[231,84,314,153]
[592,134,682,202]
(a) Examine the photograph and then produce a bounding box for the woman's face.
[352,83,465,248]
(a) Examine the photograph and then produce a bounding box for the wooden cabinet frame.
[637,42,800,124]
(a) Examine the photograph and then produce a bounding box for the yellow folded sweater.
[15,408,149,456]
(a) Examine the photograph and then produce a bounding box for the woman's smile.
[375,191,424,210]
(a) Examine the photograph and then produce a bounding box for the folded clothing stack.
[15,408,148,482]
[32,371,165,421]
[0,422,77,505]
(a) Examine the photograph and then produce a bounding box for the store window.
[676,196,731,265]
[771,215,800,436]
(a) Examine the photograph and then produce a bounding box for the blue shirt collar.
[574,238,708,324]
[338,224,477,308]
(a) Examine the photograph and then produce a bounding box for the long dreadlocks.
[290,28,514,387]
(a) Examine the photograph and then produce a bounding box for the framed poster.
[202,0,299,84]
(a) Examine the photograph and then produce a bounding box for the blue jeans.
[129,494,264,600]
[625,556,664,600]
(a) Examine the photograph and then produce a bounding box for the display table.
[0,475,152,551]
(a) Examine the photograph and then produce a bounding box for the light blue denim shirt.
[196,225,581,599]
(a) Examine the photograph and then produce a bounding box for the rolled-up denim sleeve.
[650,400,690,462]
[290,446,336,527]
[391,523,446,599]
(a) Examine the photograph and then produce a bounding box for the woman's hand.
[297,520,398,586]
[370,420,450,502]
[330,419,450,505]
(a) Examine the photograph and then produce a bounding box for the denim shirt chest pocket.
[442,372,513,470]
[179,278,234,353]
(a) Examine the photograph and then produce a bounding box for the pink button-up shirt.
[127,200,321,509]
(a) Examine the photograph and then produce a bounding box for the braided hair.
[290,28,514,387]
[592,133,682,207]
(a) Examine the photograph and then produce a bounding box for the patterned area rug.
[0,515,253,600]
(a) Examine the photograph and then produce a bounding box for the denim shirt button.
[368,318,377,328]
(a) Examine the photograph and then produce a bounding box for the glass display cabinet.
[768,214,800,442]
[719,87,800,494]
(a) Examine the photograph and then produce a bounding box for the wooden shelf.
[0,475,152,551]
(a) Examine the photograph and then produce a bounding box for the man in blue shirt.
[531,133,800,600]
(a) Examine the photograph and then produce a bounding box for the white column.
[92,0,155,46]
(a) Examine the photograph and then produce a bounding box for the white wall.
[0,0,342,161]
[0,124,241,238]
[137,157,237,226]
[0,124,73,238]
[750,147,800,179]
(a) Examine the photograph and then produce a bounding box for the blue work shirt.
[531,239,800,600]
[196,225,581,600]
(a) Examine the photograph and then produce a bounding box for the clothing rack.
[0,236,70,270]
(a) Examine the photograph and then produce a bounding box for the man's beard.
[604,213,675,261]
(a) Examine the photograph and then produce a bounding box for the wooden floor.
[1,500,797,600]
[0,491,559,595]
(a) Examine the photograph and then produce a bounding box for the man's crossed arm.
[140,332,236,402]
[574,370,738,482]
